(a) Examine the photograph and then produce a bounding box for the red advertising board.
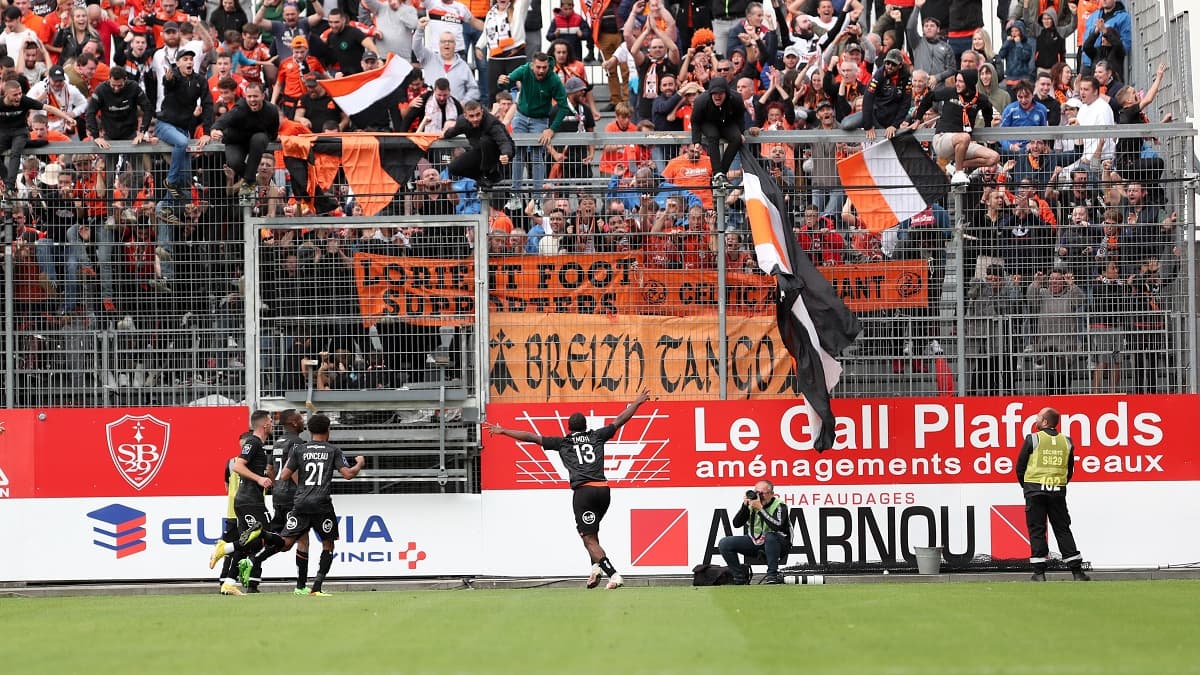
[482,395,1200,489]
[0,407,246,499]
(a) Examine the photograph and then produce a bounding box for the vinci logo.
[630,509,688,567]
[106,414,171,491]
[88,504,148,558]
[510,410,671,485]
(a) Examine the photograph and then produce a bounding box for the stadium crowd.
[4,0,1184,399]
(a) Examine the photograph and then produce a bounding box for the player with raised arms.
[486,391,652,589]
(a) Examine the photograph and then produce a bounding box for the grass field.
[3,581,1199,674]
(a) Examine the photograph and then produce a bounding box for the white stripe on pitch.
[788,291,843,445]
[864,140,927,222]
[332,57,413,115]
[744,172,793,277]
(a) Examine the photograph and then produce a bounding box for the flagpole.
[952,183,967,397]
[716,182,728,400]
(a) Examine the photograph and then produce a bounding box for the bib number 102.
[573,443,595,464]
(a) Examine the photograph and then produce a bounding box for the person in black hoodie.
[443,99,516,188]
[1033,7,1070,72]
[1081,26,1125,81]
[689,76,746,186]
[212,81,281,199]
[908,68,998,184]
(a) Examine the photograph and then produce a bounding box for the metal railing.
[3,124,1195,491]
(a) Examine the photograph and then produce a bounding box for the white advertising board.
[0,495,483,583]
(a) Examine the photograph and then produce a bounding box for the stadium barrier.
[3,394,1198,580]
[3,125,1200,580]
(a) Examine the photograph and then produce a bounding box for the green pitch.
[3,581,1199,674]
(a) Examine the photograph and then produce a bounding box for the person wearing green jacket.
[497,52,570,210]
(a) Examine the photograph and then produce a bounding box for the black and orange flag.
[281,133,439,216]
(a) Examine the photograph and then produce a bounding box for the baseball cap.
[1064,98,1083,109]
[362,50,380,62]
[845,42,863,54]
[564,76,586,94]
[163,20,180,31]
[783,45,803,59]
[291,35,308,48]
[884,49,904,66]
[678,81,702,95]
[48,65,65,81]
[177,48,196,59]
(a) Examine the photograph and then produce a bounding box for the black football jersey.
[286,441,350,511]
[234,432,271,504]
[271,431,305,504]
[540,425,617,489]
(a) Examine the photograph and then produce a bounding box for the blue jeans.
[511,112,548,202]
[812,186,846,217]
[154,202,175,281]
[719,532,786,577]
[35,237,67,311]
[96,222,116,300]
[155,120,192,188]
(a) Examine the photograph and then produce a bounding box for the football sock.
[598,557,618,577]
[296,550,310,589]
[219,555,233,582]
[311,550,333,593]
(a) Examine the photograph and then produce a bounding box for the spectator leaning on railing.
[211,80,280,201]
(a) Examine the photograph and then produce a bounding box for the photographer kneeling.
[718,480,790,585]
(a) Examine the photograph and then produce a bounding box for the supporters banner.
[351,252,928,326]
[488,313,794,401]
[481,395,1199,489]
[0,407,246,499]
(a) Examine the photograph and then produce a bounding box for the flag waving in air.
[741,149,861,451]
[837,133,949,233]
[319,54,414,129]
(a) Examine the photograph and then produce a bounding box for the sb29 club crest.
[106,414,171,491]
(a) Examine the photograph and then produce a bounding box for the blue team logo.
[87,504,148,559]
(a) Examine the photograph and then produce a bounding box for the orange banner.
[489,313,797,402]
[352,253,928,326]
[821,259,929,312]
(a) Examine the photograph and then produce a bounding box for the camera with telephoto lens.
[746,489,759,500]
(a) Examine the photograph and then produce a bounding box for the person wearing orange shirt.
[147,0,189,49]
[598,101,636,175]
[13,0,43,39]
[272,36,324,116]
[208,53,245,103]
[661,142,713,208]
[39,0,72,61]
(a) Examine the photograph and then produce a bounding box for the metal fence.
[4,124,1196,491]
